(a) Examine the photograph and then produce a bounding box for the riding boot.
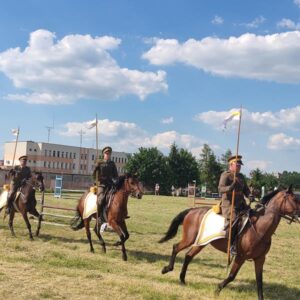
[5,193,15,214]
[230,224,238,256]
[97,191,107,223]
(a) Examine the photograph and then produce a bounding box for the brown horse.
[0,172,45,240]
[159,186,300,300]
[71,173,143,260]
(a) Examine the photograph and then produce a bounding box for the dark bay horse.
[0,172,45,240]
[159,186,300,300]
[71,173,143,260]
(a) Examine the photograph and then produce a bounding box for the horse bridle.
[279,192,300,224]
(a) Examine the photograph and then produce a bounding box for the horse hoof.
[180,279,186,285]
[90,249,95,253]
[161,266,170,274]
[114,241,122,247]
[122,255,127,261]
[214,286,221,296]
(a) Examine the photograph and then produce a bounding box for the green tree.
[249,168,264,190]
[220,149,232,171]
[198,144,222,193]
[168,143,199,188]
[125,147,171,194]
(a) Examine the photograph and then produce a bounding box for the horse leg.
[84,218,94,253]
[110,220,128,261]
[22,212,33,240]
[162,230,197,275]
[8,209,16,237]
[179,245,205,284]
[216,256,245,295]
[254,255,266,300]
[93,223,106,253]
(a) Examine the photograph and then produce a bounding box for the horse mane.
[260,188,282,205]
[115,173,133,190]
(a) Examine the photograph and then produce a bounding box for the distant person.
[171,185,175,196]
[93,146,118,222]
[6,155,32,214]
[155,183,160,196]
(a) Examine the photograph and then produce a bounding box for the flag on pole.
[11,128,19,136]
[87,120,97,129]
[222,111,240,130]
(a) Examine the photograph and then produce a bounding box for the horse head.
[32,172,45,192]
[124,173,143,199]
[276,185,300,223]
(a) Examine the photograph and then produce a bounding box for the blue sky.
[1,0,300,174]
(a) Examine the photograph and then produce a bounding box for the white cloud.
[0,29,167,104]
[242,16,266,28]
[277,18,300,30]
[143,31,300,83]
[211,15,224,25]
[294,0,300,7]
[195,106,300,131]
[161,116,174,124]
[60,118,208,154]
[268,133,300,150]
[245,160,272,171]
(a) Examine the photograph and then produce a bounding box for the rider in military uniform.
[218,155,251,255]
[6,155,32,214]
[93,146,118,222]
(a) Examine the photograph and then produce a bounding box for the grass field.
[0,193,299,300]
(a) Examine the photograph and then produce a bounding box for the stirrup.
[230,244,237,256]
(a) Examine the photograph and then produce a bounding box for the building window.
[61,162,64,168]
[48,162,51,168]
[49,150,52,157]
[52,162,55,168]
[29,148,32,151]
[44,161,46,167]
[65,163,68,169]
[53,150,56,157]
[57,151,60,157]
[66,152,68,158]
[81,154,83,159]
[84,154,87,160]
[92,154,95,161]
[73,153,76,159]
[33,160,36,163]
[73,163,75,169]
[44,150,47,156]
[34,149,37,152]
[62,152,64,158]
[80,164,83,170]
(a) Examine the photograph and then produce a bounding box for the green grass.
[0,193,299,300]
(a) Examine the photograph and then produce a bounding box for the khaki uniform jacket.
[93,159,118,186]
[10,165,32,186]
[218,171,250,212]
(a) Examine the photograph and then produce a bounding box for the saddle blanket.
[83,192,98,219]
[193,209,226,246]
[0,190,8,210]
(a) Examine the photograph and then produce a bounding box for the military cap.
[102,146,112,154]
[18,155,28,161]
[228,155,243,165]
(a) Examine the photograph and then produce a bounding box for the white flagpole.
[96,114,99,160]
[12,127,20,167]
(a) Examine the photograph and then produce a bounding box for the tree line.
[125,143,300,195]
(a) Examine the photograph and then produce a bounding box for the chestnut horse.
[71,173,143,260]
[0,172,45,240]
[159,186,299,300]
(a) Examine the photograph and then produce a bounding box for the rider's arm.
[218,172,235,193]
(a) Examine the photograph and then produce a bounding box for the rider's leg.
[6,183,17,214]
[97,186,107,222]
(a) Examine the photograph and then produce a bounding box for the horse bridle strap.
[279,193,300,224]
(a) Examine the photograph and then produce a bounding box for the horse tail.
[70,207,84,231]
[159,208,193,243]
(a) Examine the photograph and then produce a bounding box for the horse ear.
[287,184,293,194]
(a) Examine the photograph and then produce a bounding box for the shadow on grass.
[226,280,300,300]
[37,233,120,247]
[128,249,224,269]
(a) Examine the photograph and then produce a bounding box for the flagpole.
[227,106,242,267]
[95,114,100,234]
[12,127,20,167]
[96,114,99,160]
